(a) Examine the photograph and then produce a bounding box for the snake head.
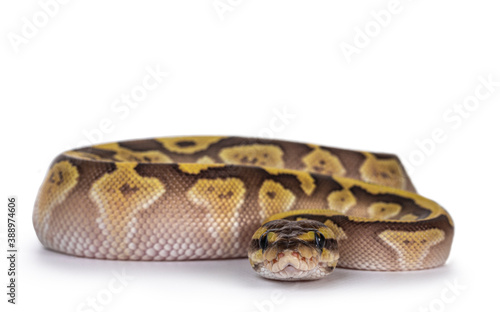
[248,219,339,280]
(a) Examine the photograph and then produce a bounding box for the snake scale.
[33,136,454,280]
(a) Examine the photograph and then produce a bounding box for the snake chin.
[258,250,332,281]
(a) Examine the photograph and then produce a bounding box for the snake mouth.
[261,250,323,280]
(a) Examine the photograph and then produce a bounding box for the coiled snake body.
[33,136,453,280]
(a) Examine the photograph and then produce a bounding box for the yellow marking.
[327,189,356,213]
[324,220,347,240]
[116,150,172,163]
[267,232,278,243]
[93,142,120,151]
[93,142,173,163]
[297,245,315,258]
[196,156,216,164]
[265,167,316,196]
[297,174,316,195]
[368,202,402,220]
[157,136,225,154]
[302,148,346,177]
[34,160,79,239]
[219,144,284,168]
[320,249,339,265]
[263,246,279,261]
[64,150,102,160]
[266,202,449,225]
[186,178,246,242]
[258,180,296,221]
[378,229,445,270]
[317,226,336,240]
[400,214,419,221]
[187,178,246,212]
[248,249,263,265]
[297,231,316,241]
[252,227,268,239]
[359,152,406,190]
[306,143,320,149]
[332,176,450,223]
[89,162,166,247]
[177,163,225,174]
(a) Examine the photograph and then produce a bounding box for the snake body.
[33,136,453,279]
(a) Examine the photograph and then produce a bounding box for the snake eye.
[315,232,326,249]
[259,234,269,250]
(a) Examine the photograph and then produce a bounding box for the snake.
[33,136,454,281]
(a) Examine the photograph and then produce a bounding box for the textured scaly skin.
[33,136,453,271]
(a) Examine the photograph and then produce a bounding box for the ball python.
[33,136,454,280]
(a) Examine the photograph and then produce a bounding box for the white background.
[1,1,499,311]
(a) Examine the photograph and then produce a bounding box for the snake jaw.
[267,250,317,271]
[256,248,335,280]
